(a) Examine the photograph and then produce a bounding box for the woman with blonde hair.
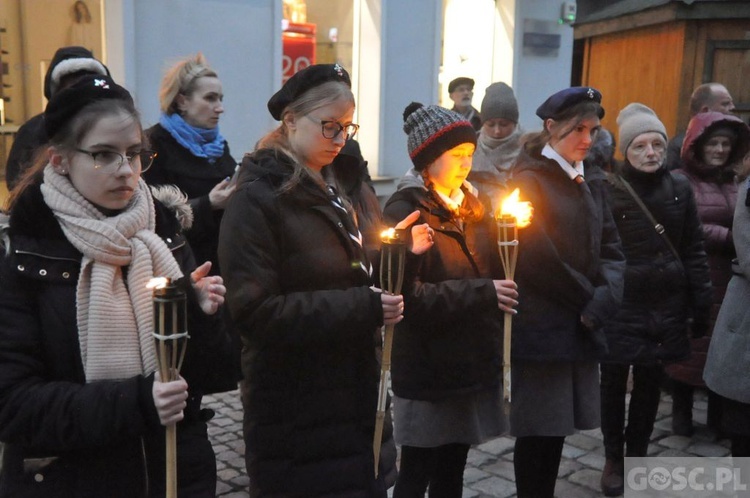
[144,52,237,276]
[218,63,432,497]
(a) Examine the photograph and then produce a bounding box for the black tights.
[393,443,470,498]
[514,436,565,498]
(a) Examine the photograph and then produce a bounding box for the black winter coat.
[509,148,625,361]
[144,124,237,275]
[0,182,235,497]
[5,115,46,190]
[218,149,396,497]
[602,164,712,364]
[383,183,505,401]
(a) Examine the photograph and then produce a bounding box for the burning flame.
[380,227,399,243]
[147,277,169,290]
[498,188,533,228]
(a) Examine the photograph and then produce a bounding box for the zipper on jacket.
[140,437,149,496]
[13,249,79,262]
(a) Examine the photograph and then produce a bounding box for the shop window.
[282,0,354,82]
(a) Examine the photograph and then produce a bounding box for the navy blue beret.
[267,63,351,121]
[45,73,133,139]
[536,86,605,120]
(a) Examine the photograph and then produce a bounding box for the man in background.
[666,82,735,170]
[448,76,481,132]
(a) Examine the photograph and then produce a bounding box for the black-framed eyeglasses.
[74,148,157,173]
[306,116,359,140]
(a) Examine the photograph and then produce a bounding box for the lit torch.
[147,277,189,498]
[373,227,406,478]
[496,189,533,409]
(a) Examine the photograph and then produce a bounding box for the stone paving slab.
[207,388,729,497]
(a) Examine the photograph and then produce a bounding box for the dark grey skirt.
[509,360,600,437]
[393,387,508,447]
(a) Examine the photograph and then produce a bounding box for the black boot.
[600,458,624,496]
[671,381,694,436]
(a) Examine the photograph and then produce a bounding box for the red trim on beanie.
[409,120,474,158]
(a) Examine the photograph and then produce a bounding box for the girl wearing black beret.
[507,87,625,497]
[218,64,433,497]
[0,73,229,496]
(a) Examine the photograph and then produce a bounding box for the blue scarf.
[159,113,226,161]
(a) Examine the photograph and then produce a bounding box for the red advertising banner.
[282,21,316,84]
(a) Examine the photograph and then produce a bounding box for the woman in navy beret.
[507,87,626,497]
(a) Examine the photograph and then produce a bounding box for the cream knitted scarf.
[41,166,183,381]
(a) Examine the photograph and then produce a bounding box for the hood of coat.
[239,148,340,209]
[681,111,750,176]
[238,148,296,187]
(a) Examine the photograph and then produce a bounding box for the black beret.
[536,86,605,120]
[44,74,133,139]
[267,64,351,121]
[448,77,475,94]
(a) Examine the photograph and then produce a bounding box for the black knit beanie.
[403,102,477,171]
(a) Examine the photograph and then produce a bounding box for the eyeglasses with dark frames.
[74,148,157,173]
[306,116,359,141]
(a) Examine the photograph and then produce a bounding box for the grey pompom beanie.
[403,102,477,171]
[480,82,519,124]
[616,103,667,156]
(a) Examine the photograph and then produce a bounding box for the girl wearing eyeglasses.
[218,64,433,497]
[0,74,231,497]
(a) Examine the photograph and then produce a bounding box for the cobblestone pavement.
[206,388,729,497]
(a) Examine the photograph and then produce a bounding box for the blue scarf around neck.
[159,113,226,161]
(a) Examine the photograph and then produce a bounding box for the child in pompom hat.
[383,102,518,498]
[507,87,625,498]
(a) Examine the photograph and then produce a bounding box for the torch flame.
[499,188,533,228]
[147,277,169,290]
[380,227,398,243]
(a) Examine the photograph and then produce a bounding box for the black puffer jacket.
[0,182,233,497]
[144,124,237,275]
[218,148,396,497]
[383,173,505,401]
[602,163,712,364]
[509,148,625,361]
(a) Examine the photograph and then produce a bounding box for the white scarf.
[41,166,183,381]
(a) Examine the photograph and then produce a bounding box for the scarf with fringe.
[41,166,183,381]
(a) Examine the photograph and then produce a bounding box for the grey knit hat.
[480,82,518,124]
[403,102,477,171]
[616,103,667,156]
